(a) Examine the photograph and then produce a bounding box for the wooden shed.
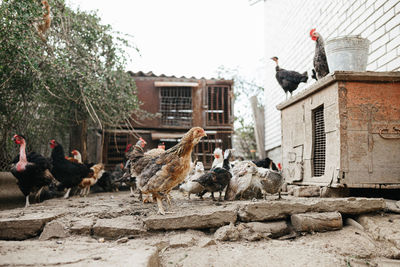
[277,71,400,189]
[103,71,234,170]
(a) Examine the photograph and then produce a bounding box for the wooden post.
[249,96,265,159]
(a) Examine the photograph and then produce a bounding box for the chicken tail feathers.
[311,69,318,81]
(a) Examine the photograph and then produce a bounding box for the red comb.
[278,163,282,170]
[139,137,147,144]
[310,28,316,37]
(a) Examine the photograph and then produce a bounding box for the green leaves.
[0,0,141,170]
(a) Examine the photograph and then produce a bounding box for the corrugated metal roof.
[127,71,232,83]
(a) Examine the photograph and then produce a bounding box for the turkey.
[271,56,308,99]
[310,28,329,80]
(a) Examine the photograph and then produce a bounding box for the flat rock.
[385,199,400,214]
[92,216,147,238]
[69,218,94,235]
[168,233,196,248]
[39,221,68,240]
[240,221,290,238]
[238,197,385,222]
[0,212,63,240]
[198,237,217,247]
[143,205,237,230]
[291,212,343,232]
[292,186,320,197]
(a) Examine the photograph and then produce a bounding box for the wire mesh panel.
[313,105,326,177]
[194,132,232,169]
[160,87,192,127]
[206,85,231,126]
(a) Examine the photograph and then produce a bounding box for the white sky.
[66,0,265,81]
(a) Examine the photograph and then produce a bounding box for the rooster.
[10,134,56,207]
[136,127,207,214]
[271,56,308,99]
[65,149,82,163]
[310,29,329,80]
[49,140,91,198]
[195,149,233,201]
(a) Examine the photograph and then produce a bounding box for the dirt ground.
[1,189,400,267]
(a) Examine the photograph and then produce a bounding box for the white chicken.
[179,161,205,199]
[225,161,262,201]
[211,148,223,168]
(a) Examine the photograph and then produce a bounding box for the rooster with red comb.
[310,28,329,80]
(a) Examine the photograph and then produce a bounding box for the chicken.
[123,138,147,196]
[10,134,56,207]
[257,167,284,199]
[179,161,205,199]
[211,147,223,168]
[79,163,105,196]
[252,157,278,171]
[310,28,329,80]
[195,149,232,201]
[271,56,308,99]
[65,150,82,163]
[49,140,91,198]
[225,161,262,201]
[136,127,207,214]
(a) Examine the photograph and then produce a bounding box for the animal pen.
[102,71,234,170]
[277,71,400,189]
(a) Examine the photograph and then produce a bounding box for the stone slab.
[291,212,343,232]
[143,206,237,230]
[92,216,146,238]
[238,197,385,222]
[0,212,63,240]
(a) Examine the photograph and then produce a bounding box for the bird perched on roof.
[195,149,233,201]
[10,134,57,207]
[136,127,207,214]
[271,56,308,99]
[310,28,329,80]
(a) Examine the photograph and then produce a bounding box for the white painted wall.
[263,0,400,155]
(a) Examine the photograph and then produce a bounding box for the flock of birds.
[272,29,329,99]
[10,127,283,215]
[9,27,325,215]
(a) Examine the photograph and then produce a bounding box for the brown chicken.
[136,127,207,214]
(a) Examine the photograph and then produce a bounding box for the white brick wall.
[263,0,400,153]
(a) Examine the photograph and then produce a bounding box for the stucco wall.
[264,0,400,152]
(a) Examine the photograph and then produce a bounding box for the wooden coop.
[277,71,400,189]
[103,71,234,169]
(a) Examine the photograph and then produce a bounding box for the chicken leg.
[155,194,165,215]
[25,195,30,208]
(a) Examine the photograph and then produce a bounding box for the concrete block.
[293,186,320,197]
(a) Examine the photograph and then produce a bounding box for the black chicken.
[49,140,91,198]
[310,29,329,80]
[195,149,232,201]
[252,157,278,171]
[271,56,308,99]
[10,134,56,207]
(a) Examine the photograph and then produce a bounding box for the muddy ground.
[0,188,400,267]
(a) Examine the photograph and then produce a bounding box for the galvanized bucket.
[325,36,370,72]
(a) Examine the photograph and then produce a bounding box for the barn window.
[206,85,231,126]
[160,87,192,127]
[312,105,326,177]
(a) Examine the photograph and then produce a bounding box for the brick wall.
[263,0,400,159]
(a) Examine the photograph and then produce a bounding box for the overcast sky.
[67,0,264,81]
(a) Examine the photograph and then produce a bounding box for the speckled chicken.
[137,127,207,214]
[179,161,205,199]
[195,149,232,201]
[310,28,329,80]
[225,161,262,201]
[257,167,284,199]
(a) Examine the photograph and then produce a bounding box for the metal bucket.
[325,36,370,72]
